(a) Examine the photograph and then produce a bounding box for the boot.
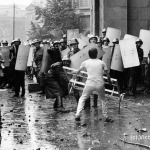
[57,96,65,112]
[21,88,25,97]
[53,98,58,109]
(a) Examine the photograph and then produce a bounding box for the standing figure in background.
[9,38,26,97]
[9,38,21,92]
[59,39,67,51]
[128,39,144,96]
[110,38,128,94]
[144,51,150,93]
[100,28,107,43]
[32,39,45,94]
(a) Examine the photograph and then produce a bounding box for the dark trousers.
[129,66,141,93]
[110,69,129,94]
[14,70,25,95]
[2,67,10,86]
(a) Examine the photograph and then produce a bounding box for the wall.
[128,0,150,36]
[100,0,127,38]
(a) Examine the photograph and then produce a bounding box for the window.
[79,0,90,7]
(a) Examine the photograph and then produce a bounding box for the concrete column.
[99,0,104,36]
[90,0,93,34]
[92,0,96,36]
[127,0,150,36]
[99,0,127,38]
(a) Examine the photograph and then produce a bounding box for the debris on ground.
[118,137,150,149]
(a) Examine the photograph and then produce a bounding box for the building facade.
[75,0,150,38]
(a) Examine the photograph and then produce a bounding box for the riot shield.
[102,46,112,72]
[119,39,140,68]
[15,45,30,71]
[78,36,89,50]
[67,29,80,43]
[111,44,124,72]
[0,46,11,67]
[27,46,34,67]
[61,47,70,58]
[124,34,138,40]
[106,27,121,46]
[40,44,51,73]
[139,29,150,57]
[70,43,104,69]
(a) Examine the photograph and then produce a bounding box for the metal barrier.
[63,66,125,114]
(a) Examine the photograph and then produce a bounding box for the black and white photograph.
[0,0,150,149]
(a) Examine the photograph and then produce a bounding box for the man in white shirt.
[74,48,113,122]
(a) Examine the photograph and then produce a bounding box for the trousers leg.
[75,84,94,117]
[37,72,45,93]
[15,70,21,95]
[96,84,108,118]
[20,71,25,94]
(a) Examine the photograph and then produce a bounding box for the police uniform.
[128,39,144,95]
[10,38,26,97]
[59,39,67,51]
[32,39,45,94]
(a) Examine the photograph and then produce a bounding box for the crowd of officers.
[0,29,150,111]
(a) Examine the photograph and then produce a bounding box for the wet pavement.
[0,78,150,150]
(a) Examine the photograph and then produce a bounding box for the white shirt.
[80,58,107,85]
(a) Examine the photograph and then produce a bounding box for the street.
[0,78,150,150]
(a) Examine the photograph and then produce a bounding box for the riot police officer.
[9,38,25,97]
[32,39,45,94]
[59,39,67,51]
